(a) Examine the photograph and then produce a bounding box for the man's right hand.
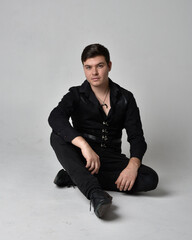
[82,144,100,174]
[72,136,100,174]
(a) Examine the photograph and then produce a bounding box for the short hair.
[81,44,110,65]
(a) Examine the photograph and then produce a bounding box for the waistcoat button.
[102,135,108,141]
[102,129,108,133]
[102,121,109,126]
[101,143,106,148]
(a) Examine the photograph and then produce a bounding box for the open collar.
[79,78,120,103]
[79,79,121,119]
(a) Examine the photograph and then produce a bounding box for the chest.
[72,93,127,127]
[99,93,111,116]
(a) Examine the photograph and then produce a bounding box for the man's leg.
[96,150,158,193]
[51,132,113,218]
[97,165,158,193]
[50,132,102,199]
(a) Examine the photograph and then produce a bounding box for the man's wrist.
[72,136,89,149]
[127,157,141,170]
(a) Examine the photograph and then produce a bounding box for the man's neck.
[90,79,110,96]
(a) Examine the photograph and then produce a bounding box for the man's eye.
[98,64,104,68]
[85,66,91,70]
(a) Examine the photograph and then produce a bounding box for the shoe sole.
[94,199,112,218]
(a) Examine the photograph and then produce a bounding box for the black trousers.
[50,132,159,199]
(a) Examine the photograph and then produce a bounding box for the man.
[48,44,158,218]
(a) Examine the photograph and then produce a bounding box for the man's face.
[83,56,112,88]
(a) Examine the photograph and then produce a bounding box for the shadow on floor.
[101,204,121,221]
[125,187,172,198]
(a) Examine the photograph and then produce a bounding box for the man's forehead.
[83,56,106,65]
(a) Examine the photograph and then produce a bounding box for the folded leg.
[50,132,102,199]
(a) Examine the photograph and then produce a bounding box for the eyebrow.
[84,62,105,67]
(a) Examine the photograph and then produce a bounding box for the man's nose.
[92,67,98,75]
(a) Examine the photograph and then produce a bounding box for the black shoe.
[53,169,76,187]
[90,190,112,218]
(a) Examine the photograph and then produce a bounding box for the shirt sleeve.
[123,92,147,161]
[48,88,81,142]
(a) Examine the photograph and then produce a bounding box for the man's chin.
[90,81,102,87]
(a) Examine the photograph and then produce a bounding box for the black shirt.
[48,79,147,161]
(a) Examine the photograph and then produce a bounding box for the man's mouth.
[92,77,100,81]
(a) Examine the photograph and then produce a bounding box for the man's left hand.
[115,157,140,191]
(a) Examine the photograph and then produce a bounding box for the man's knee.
[138,165,159,191]
[148,170,159,190]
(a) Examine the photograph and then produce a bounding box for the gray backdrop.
[1,0,192,239]
[1,0,191,175]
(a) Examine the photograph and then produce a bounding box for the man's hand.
[72,136,100,174]
[81,144,100,174]
[115,157,141,191]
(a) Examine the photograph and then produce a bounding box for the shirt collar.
[79,78,120,98]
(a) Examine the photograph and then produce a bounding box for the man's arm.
[48,90,81,142]
[48,90,100,174]
[72,136,100,175]
[115,157,140,191]
[124,92,147,161]
[116,92,146,191]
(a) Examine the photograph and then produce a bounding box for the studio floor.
[0,143,191,240]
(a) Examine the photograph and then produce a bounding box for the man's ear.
[108,61,112,71]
